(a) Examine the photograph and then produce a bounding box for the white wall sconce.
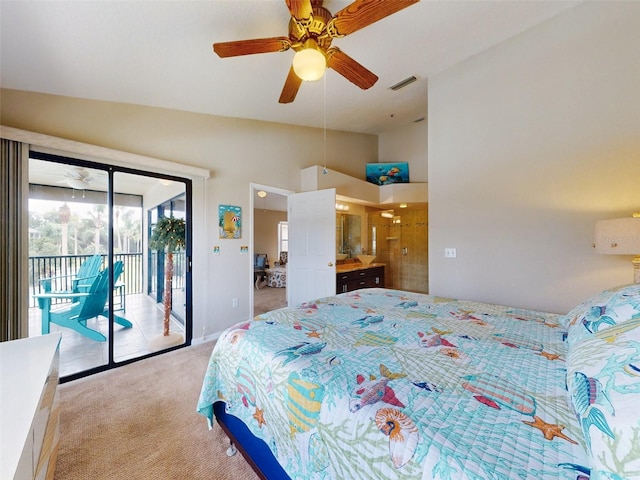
[595,213,640,283]
[381,210,394,219]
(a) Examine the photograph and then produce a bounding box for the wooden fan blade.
[279,66,303,103]
[327,48,378,89]
[328,0,419,37]
[285,0,313,23]
[213,37,291,58]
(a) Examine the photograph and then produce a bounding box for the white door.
[287,188,336,306]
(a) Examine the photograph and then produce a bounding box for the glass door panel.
[29,154,192,380]
[113,173,187,361]
[28,157,110,377]
[366,205,428,293]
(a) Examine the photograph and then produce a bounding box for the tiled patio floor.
[29,293,185,378]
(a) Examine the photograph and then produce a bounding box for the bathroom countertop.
[336,262,385,273]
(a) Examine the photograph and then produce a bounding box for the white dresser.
[1,333,62,480]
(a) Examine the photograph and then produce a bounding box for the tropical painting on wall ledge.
[366,162,409,186]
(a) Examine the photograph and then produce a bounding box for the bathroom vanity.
[336,263,385,293]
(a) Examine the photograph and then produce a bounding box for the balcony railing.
[28,253,143,308]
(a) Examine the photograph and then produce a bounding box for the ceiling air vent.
[389,75,417,91]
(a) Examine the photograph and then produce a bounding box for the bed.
[197,286,640,479]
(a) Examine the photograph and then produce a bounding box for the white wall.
[379,118,428,183]
[428,2,640,313]
[0,91,378,338]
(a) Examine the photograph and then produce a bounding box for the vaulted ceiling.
[1,1,579,135]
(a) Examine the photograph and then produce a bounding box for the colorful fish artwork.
[624,363,640,377]
[351,315,384,328]
[225,321,251,345]
[227,329,246,345]
[395,301,418,309]
[559,463,591,480]
[450,309,482,321]
[375,407,420,468]
[432,327,453,336]
[412,381,442,393]
[286,372,325,437]
[416,331,470,363]
[450,309,489,326]
[580,306,615,333]
[298,302,319,312]
[236,363,257,408]
[462,373,537,415]
[593,316,640,343]
[570,372,615,448]
[349,365,406,412]
[417,332,457,348]
[276,342,327,365]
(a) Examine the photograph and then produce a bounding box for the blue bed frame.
[213,401,291,479]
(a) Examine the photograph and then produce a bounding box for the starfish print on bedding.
[539,351,561,361]
[253,407,266,428]
[522,415,577,444]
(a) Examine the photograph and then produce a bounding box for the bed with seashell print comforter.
[197,288,592,479]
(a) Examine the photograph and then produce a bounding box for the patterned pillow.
[562,283,640,346]
[565,316,640,478]
[279,251,288,265]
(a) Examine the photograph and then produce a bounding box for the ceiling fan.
[213,0,420,103]
[57,167,102,190]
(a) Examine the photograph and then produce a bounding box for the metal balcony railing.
[28,253,143,308]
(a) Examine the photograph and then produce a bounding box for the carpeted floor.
[254,285,286,316]
[54,342,260,479]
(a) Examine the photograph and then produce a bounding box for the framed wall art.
[219,205,242,239]
[366,162,410,186]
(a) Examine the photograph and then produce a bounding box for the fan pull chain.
[323,74,328,175]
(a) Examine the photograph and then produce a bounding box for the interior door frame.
[249,183,294,315]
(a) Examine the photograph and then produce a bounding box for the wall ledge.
[301,165,427,205]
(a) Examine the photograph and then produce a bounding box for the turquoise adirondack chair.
[35,261,133,342]
[38,254,103,294]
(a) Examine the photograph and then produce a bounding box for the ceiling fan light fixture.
[292,41,326,82]
[66,178,88,190]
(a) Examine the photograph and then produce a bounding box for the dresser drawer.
[1,334,61,480]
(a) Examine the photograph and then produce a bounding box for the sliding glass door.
[28,153,192,380]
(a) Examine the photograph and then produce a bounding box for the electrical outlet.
[445,248,457,258]
[232,298,239,308]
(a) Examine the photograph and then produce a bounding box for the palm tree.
[149,216,186,338]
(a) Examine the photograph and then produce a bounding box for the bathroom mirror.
[336,213,361,258]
